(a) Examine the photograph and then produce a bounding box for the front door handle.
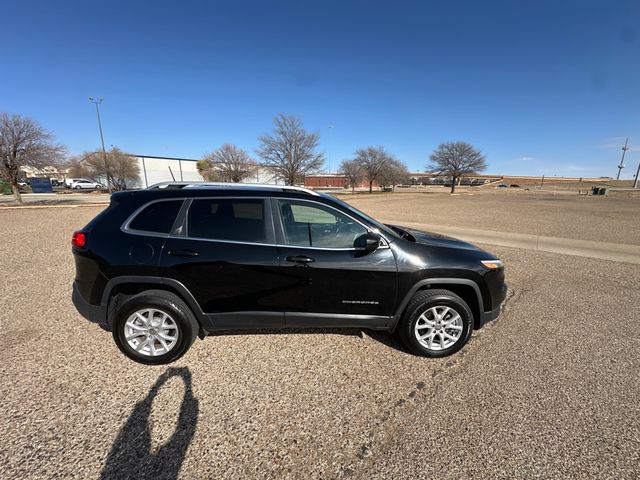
[168,249,200,257]
[286,255,315,264]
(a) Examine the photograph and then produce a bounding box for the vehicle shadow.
[209,327,411,354]
[100,367,199,480]
[365,329,410,353]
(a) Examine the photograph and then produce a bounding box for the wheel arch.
[391,278,484,330]
[102,276,205,330]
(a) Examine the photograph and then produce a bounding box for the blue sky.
[1,0,639,177]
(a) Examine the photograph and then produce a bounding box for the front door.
[272,198,397,328]
[160,197,285,329]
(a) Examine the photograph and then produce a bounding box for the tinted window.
[129,200,183,234]
[279,200,367,248]
[188,199,267,243]
[322,193,401,240]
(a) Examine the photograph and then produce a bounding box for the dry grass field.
[484,177,634,190]
[0,191,639,479]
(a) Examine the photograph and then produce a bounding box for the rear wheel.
[112,290,199,365]
[399,289,473,357]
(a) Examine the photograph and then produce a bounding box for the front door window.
[278,200,367,248]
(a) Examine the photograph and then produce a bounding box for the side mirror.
[355,231,382,252]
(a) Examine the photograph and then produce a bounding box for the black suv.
[72,183,507,364]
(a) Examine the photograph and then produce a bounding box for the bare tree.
[196,159,218,181]
[66,156,91,179]
[104,148,140,190]
[338,159,363,193]
[72,147,139,190]
[201,144,256,183]
[379,158,410,191]
[0,113,66,203]
[257,114,324,185]
[66,152,99,179]
[428,141,487,193]
[353,146,394,193]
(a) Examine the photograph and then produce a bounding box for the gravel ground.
[0,201,638,479]
[0,192,110,206]
[343,190,640,245]
[355,246,640,479]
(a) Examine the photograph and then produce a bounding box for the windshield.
[320,193,402,241]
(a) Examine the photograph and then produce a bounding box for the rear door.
[120,199,185,277]
[272,198,397,328]
[160,196,285,329]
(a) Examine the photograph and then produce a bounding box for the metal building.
[132,155,283,188]
[132,155,201,188]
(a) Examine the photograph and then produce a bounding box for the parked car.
[497,184,510,188]
[71,179,104,190]
[65,177,99,188]
[71,182,507,364]
[65,177,83,188]
[17,181,31,192]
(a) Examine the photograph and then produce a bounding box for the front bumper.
[478,303,502,327]
[478,282,507,328]
[72,281,107,325]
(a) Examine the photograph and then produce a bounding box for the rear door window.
[128,200,183,234]
[187,198,267,243]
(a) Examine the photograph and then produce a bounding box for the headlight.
[481,259,504,270]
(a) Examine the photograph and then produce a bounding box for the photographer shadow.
[100,367,198,480]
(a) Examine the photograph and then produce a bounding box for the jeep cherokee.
[71,182,507,364]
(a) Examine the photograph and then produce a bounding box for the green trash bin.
[599,187,609,196]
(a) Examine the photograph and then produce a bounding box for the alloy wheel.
[414,305,464,351]
[124,308,179,357]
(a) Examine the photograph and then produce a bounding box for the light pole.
[327,124,335,173]
[616,138,629,181]
[89,97,111,192]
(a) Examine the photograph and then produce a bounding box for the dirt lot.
[1,195,639,479]
[342,190,640,245]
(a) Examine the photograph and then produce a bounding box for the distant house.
[19,164,67,182]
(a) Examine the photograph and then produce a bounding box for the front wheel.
[398,289,473,357]
[112,290,199,365]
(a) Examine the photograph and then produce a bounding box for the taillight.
[72,231,86,248]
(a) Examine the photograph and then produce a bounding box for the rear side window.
[188,198,267,243]
[128,200,183,234]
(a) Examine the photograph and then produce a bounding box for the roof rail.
[147,181,192,189]
[146,181,319,196]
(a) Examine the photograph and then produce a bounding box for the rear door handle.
[168,249,200,257]
[286,255,315,264]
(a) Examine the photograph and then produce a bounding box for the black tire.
[112,290,199,365]
[398,289,473,357]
